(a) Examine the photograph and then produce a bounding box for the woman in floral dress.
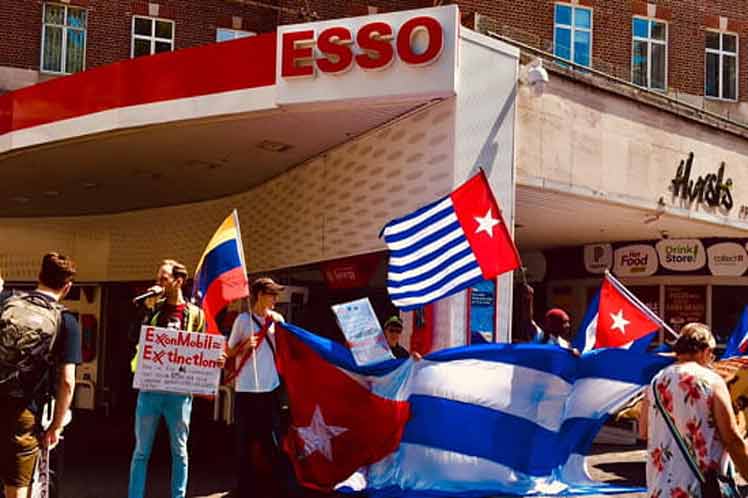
[640,323,748,498]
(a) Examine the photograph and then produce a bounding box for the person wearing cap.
[383,316,410,359]
[535,308,572,347]
[226,277,285,498]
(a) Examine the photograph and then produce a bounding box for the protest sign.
[133,326,225,395]
[332,298,394,366]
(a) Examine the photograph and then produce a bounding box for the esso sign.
[281,16,444,79]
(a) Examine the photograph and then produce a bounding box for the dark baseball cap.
[383,315,403,330]
[251,277,284,296]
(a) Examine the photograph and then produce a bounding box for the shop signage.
[656,239,706,272]
[276,6,458,105]
[281,16,444,78]
[669,152,734,210]
[613,244,658,277]
[665,286,706,333]
[583,243,612,274]
[707,242,748,276]
[321,254,380,289]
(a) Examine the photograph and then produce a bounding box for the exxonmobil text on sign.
[275,5,458,105]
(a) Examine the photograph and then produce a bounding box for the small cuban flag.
[381,171,521,311]
[723,305,748,359]
[573,271,672,353]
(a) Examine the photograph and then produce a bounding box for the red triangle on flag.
[595,277,661,348]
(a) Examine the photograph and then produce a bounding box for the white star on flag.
[296,405,348,461]
[474,208,501,238]
[609,309,630,334]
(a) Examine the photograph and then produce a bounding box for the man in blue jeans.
[127,259,211,498]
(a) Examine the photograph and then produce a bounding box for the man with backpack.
[0,253,81,498]
[128,259,209,498]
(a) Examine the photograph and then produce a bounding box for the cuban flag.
[275,322,672,496]
[573,272,667,353]
[192,210,249,333]
[381,171,520,311]
[723,305,748,359]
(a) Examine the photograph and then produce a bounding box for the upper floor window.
[132,16,174,58]
[705,31,738,101]
[553,4,592,67]
[216,28,255,42]
[41,3,87,74]
[632,17,667,90]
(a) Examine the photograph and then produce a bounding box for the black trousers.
[235,390,280,498]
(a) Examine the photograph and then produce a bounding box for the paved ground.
[51,403,655,498]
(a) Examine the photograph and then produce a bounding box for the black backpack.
[0,292,63,400]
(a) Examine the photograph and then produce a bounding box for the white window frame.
[553,3,593,67]
[216,28,256,42]
[40,2,87,75]
[631,16,668,91]
[704,30,739,102]
[131,15,175,58]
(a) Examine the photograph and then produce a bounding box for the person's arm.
[638,392,650,440]
[225,314,256,359]
[713,379,748,479]
[43,363,75,449]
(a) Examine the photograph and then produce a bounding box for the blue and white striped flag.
[381,172,520,310]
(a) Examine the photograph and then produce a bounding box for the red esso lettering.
[316,27,354,74]
[397,16,443,67]
[281,17,443,78]
[281,29,315,78]
[355,22,394,71]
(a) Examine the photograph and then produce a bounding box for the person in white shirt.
[226,277,284,498]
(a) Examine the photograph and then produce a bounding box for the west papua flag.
[381,170,521,310]
[573,272,667,353]
[274,323,411,491]
[723,305,748,359]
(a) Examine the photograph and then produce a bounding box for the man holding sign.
[128,259,223,498]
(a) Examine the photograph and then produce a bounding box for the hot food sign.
[276,5,458,105]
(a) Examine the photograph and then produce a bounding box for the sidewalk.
[58,408,650,498]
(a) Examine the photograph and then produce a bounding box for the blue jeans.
[128,391,192,498]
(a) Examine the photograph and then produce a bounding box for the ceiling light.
[257,140,292,153]
[11,196,30,203]
[43,191,60,197]
[83,182,97,189]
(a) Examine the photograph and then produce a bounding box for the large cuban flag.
[573,272,668,353]
[275,322,672,496]
[723,305,748,359]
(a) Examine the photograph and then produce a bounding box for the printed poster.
[332,298,394,366]
[133,326,225,395]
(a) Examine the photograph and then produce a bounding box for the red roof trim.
[0,33,277,137]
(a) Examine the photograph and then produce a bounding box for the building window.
[41,3,87,74]
[553,4,592,67]
[131,16,174,58]
[705,31,738,101]
[632,17,667,90]
[216,28,255,42]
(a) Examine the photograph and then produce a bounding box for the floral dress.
[646,362,731,498]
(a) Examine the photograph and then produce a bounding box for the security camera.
[526,59,549,96]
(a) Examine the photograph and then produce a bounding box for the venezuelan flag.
[193,210,249,333]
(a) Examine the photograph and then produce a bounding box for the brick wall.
[0,0,278,72]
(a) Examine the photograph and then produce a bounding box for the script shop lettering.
[281,16,444,78]
[670,152,734,210]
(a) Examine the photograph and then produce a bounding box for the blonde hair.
[673,322,716,355]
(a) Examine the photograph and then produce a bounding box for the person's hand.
[216,352,227,369]
[411,352,423,362]
[42,425,63,450]
[570,347,581,357]
[238,334,259,355]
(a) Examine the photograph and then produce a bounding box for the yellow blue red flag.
[192,210,249,333]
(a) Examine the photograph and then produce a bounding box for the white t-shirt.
[228,311,283,393]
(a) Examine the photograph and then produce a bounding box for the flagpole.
[604,270,679,341]
[231,210,260,387]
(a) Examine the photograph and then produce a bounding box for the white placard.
[707,242,748,276]
[656,239,706,272]
[613,244,658,277]
[133,326,225,395]
[332,298,394,366]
